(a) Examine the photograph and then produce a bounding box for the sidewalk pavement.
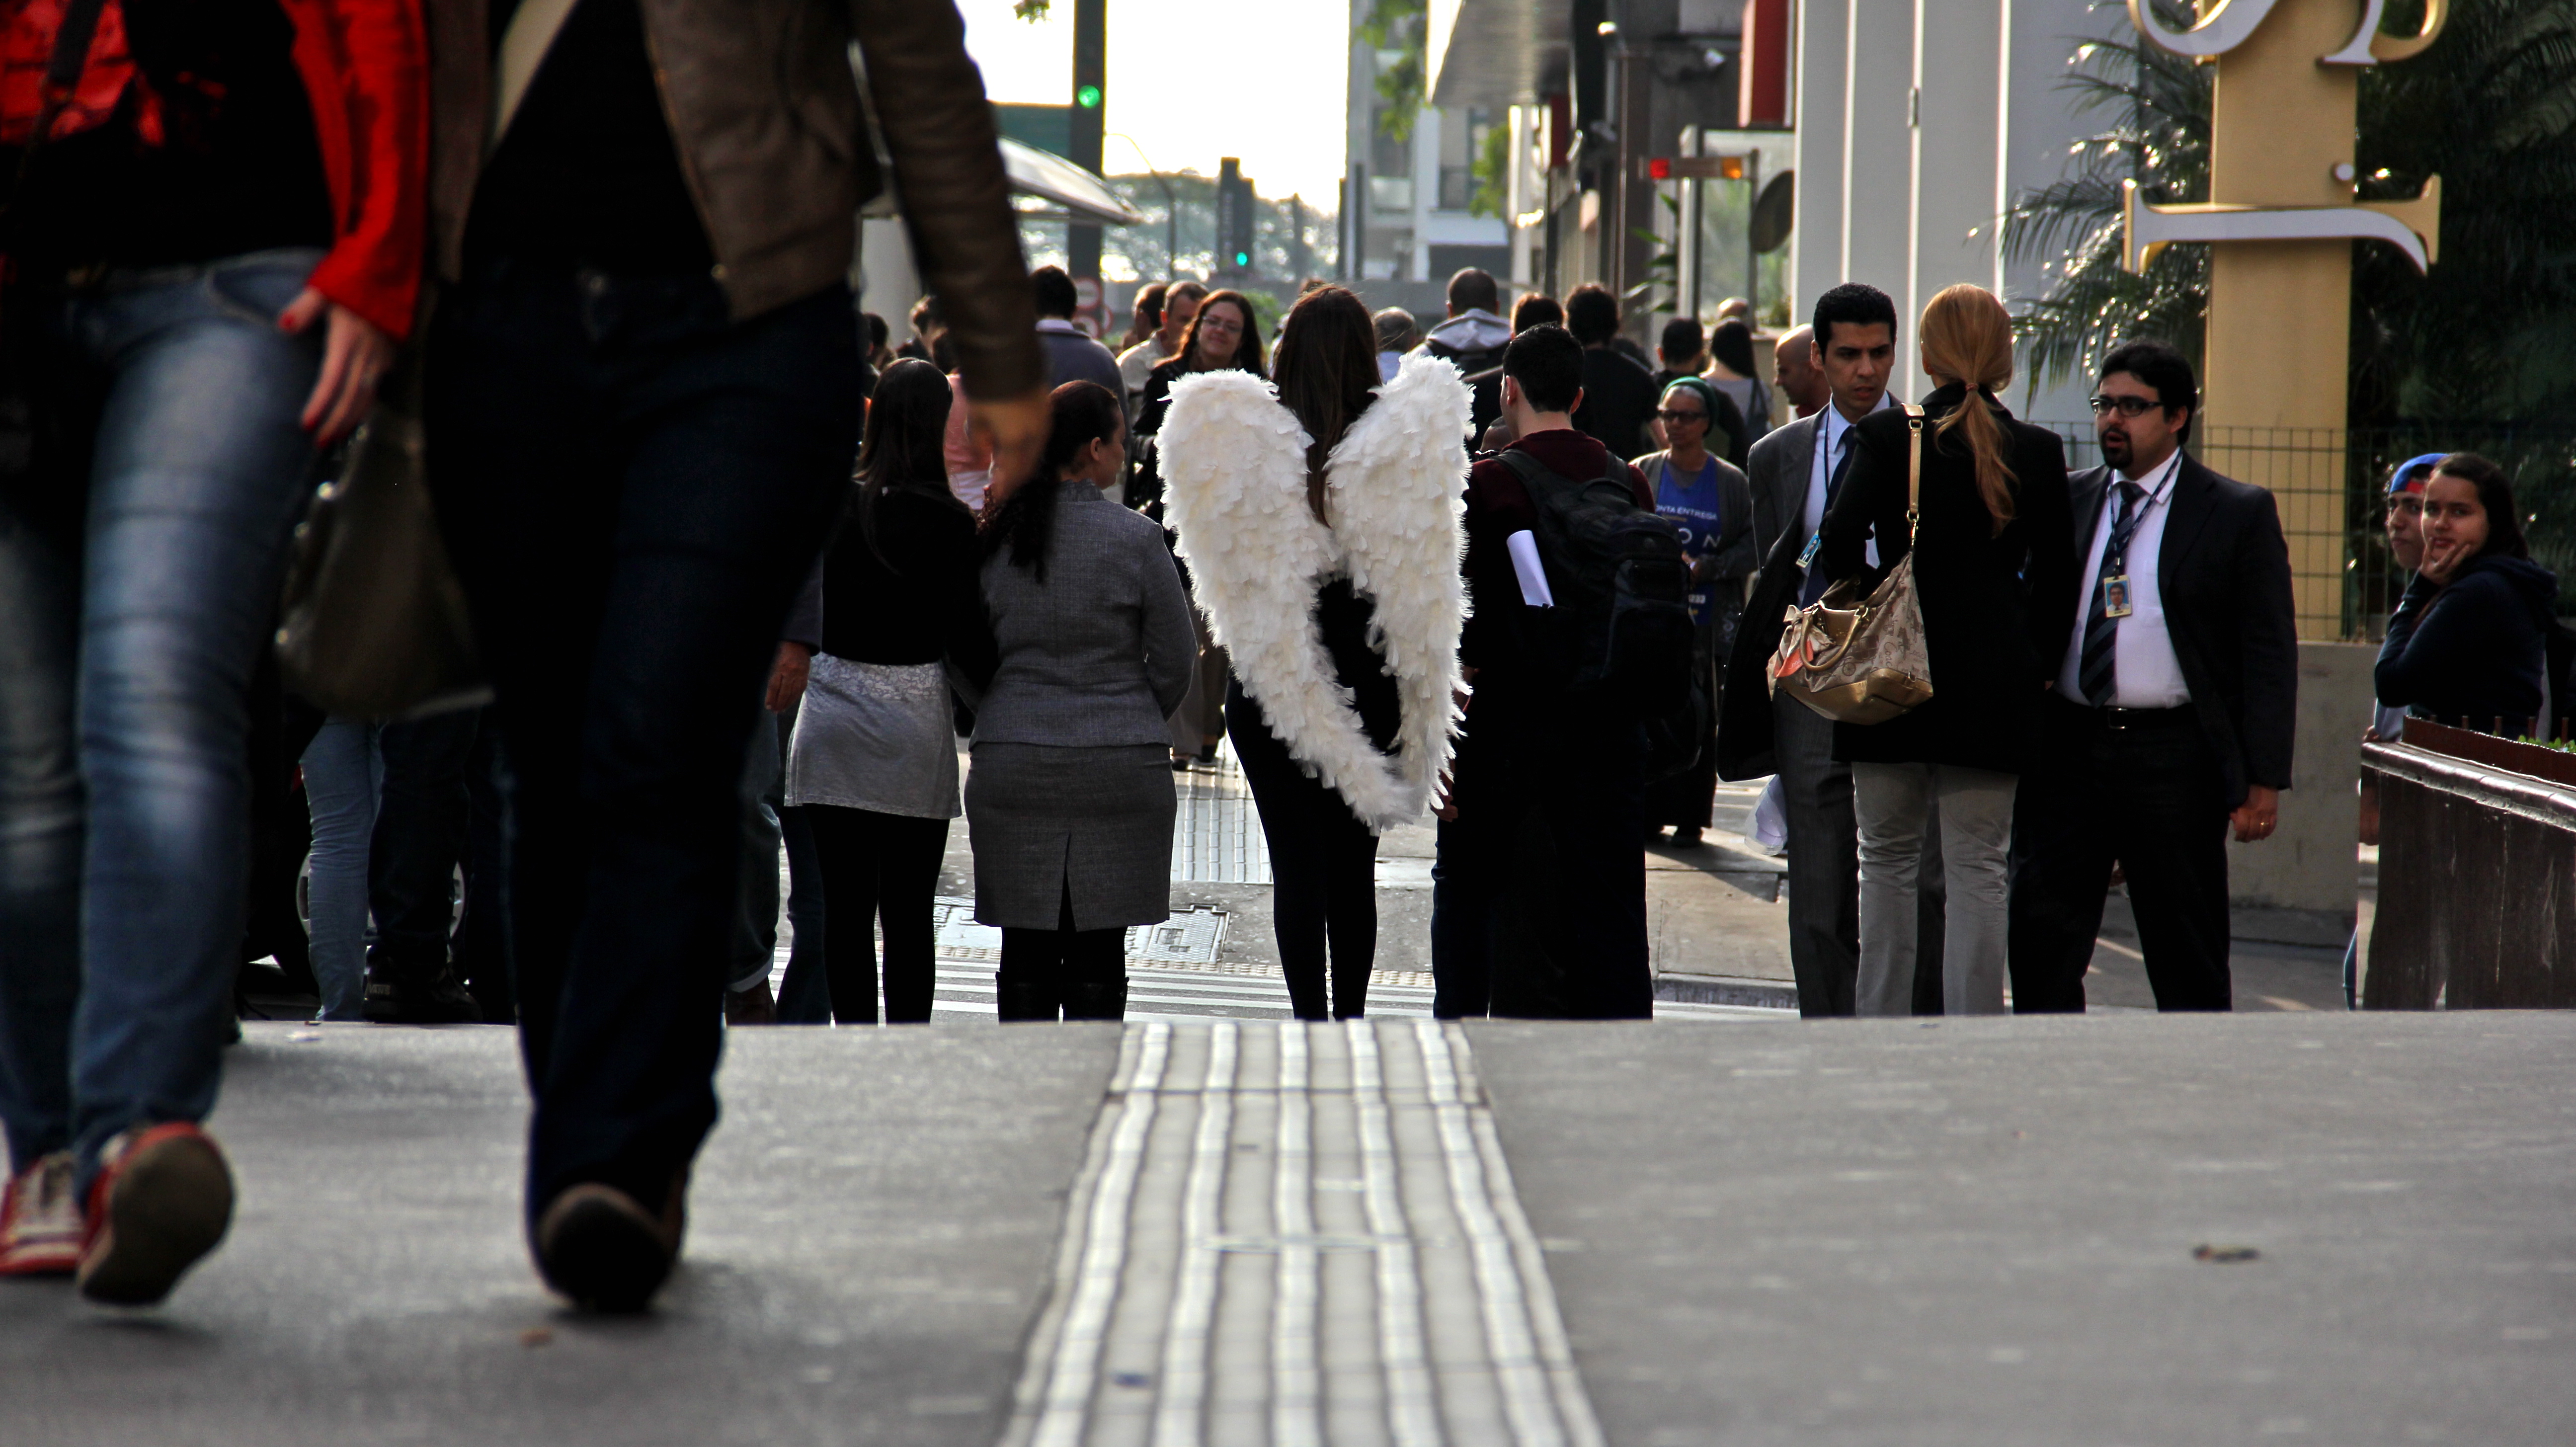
[6,1014,2568,1445]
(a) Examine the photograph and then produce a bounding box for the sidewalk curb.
[1654,972,1800,1011]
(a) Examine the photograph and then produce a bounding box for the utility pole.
[1067,0,1106,329]
[1288,194,1309,282]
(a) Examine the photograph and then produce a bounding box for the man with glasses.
[2007,340,2297,1013]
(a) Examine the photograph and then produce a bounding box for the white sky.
[956,0,1352,206]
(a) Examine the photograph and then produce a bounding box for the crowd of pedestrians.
[0,0,2551,1325]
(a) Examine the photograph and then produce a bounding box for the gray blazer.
[1743,409,1823,561]
[961,481,1197,747]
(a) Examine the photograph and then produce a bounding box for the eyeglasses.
[1655,408,1706,424]
[1198,316,1243,336]
[2087,394,2161,418]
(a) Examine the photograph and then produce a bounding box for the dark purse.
[273,349,491,719]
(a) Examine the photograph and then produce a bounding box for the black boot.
[995,977,1059,1022]
[363,944,480,1024]
[1061,978,1127,1021]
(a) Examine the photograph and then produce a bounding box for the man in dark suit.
[2008,341,2296,1011]
[1716,284,1918,1017]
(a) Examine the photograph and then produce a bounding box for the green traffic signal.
[1075,84,1102,108]
[1233,250,1250,266]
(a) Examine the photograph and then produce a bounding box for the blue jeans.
[427,261,859,1215]
[0,249,325,1177]
[300,720,382,1020]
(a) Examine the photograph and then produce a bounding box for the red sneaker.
[0,1153,82,1277]
[75,1123,235,1307]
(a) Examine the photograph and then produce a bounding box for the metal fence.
[2031,421,2576,642]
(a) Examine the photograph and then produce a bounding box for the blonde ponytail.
[1918,284,2018,533]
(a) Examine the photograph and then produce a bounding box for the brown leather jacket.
[424,0,1042,401]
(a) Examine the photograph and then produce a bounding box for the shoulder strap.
[1900,403,1925,544]
[1493,447,1561,491]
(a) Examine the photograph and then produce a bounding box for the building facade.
[1420,0,2119,415]
[1346,0,1514,286]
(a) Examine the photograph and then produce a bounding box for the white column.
[1840,2,1915,306]
[1906,0,2004,398]
[1507,104,1536,287]
[1999,0,2121,423]
[1788,0,1848,321]
[1410,110,1441,281]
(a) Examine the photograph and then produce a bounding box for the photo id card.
[2101,573,2134,619]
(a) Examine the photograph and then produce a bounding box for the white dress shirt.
[1799,390,1890,577]
[2059,447,2191,706]
[1801,389,1892,540]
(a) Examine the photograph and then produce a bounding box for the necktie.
[1796,434,1858,607]
[2078,480,2149,706]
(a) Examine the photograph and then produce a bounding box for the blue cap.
[2388,453,2445,496]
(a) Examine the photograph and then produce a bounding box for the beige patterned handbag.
[1767,403,1935,725]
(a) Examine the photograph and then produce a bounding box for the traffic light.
[1217,158,1256,277]
[1075,83,1101,109]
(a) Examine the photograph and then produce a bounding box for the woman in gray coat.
[954,382,1197,1021]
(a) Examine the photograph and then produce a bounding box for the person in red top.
[0,0,427,1305]
[1433,324,1656,1021]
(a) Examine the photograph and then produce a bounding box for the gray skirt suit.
[955,481,1198,930]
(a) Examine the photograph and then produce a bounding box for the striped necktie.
[2078,480,2149,706]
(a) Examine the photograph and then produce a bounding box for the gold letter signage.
[2117,0,2449,640]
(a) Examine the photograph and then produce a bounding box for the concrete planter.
[2362,720,2576,1009]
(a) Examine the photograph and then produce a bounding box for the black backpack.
[1494,450,1697,715]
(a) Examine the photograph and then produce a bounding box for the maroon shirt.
[1459,428,1653,678]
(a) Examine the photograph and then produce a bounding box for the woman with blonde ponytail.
[1814,284,2079,1016]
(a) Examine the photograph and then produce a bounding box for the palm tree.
[1997,6,2210,398]
[2002,0,2576,425]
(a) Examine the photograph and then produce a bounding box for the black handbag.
[273,352,491,719]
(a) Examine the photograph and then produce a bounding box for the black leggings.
[1227,693,1378,1020]
[996,885,1127,1022]
[805,806,950,1024]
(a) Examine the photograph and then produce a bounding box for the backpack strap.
[1900,402,1926,544]
[1494,446,1617,497]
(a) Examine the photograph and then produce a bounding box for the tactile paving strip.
[1000,1020,1605,1447]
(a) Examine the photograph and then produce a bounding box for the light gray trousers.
[1851,762,2016,1015]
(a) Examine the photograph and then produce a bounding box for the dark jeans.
[367,708,481,981]
[426,261,859,1215]
[805,806,948,1024]
[456,723,511,1020]
[731,709,787,995]
[1431,691,1651,1020]
[2008,697,2233,1012]
[1226,685,1376,1020]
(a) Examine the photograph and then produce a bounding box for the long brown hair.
[1270,285,1381,523]
[1918,283,2017,532]
[852,358,966,570]
[1175,289,1267,378]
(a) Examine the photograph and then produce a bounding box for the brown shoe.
[724,977,776,1026]
[532,1174,686,1313]
[75,1124,235,1306]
